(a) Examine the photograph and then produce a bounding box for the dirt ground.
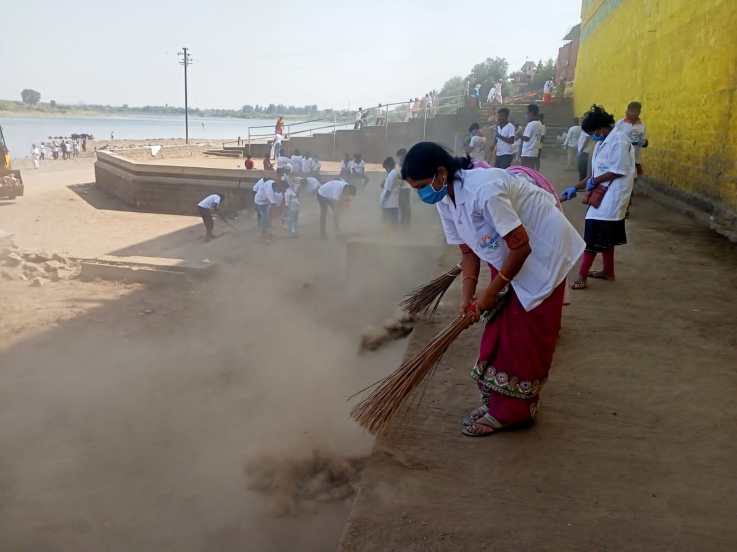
[0,158,444,551]
[4,153,737,551]
[340,158,737,551]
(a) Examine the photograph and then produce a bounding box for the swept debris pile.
[359,311,416,352]
[244,449,366,516]
[0,243,80,286]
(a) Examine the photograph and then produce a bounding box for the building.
[510,61,537,87]
[574,0,737,226]
[556,24,580,85]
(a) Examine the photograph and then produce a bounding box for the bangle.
[498,271,511,283]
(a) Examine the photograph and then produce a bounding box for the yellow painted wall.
[575,0,737,211]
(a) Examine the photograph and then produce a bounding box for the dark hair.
[627,101,642,111]
[497,107,510,116]
[468,123,480,133]
[581,105,615,134]
[400,142,473,184]
[383,156,396,170]
[344,184,357,196]
[396,148,407,157]
[527,103,539,115]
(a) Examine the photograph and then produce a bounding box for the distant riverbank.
[0,113,353,158]
[0,98,340,121]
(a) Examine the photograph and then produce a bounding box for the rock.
[0,269,16,280]
[51,253,68,264]
[44,260,66,271]
[4,252,23,267]
[30,277,48,287]
[21,262,45,276]
[24,251,52,263]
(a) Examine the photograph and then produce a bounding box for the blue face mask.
[591,133,606,142]
[417,175,447,204]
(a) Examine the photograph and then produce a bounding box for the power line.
[178,48,193,144]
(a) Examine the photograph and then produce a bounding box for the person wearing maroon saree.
[401,142,584,436]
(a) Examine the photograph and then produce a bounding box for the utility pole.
[178,48,193,144]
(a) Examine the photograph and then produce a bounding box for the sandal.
[462,405,488,427]
[588,271,615,281]
[570,279,587,290]
[462,414,536,437]
[462,414,500,437]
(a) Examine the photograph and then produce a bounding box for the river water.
[0,114,350,158]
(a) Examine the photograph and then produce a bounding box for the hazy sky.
[3,0,581,110]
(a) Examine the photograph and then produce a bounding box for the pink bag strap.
[507,165,562,210]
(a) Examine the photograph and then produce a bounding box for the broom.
[350,289,509,435]
[399,264,461,316]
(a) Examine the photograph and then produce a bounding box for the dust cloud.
[0,191,443,551]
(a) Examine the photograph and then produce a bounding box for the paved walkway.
[340,159,737,551]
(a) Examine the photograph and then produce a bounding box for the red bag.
[582,184,608,208]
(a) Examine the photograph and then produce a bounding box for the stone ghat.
[94,150,332,216]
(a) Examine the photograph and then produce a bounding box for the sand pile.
[0,243,80,286]
[245,449,366,516]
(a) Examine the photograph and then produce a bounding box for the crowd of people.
[464,104,548,170]
[197,145,361,242]
[30,137,87,169]
[351,93,442,131]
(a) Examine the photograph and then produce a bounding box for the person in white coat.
[379,157,401,225]
[317,179,357,238]
[563,118,582,169]
[401,142,584,436]
[561,105,636,289]
[197,193,223,241]
[31,144,41,169]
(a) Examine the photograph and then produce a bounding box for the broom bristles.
[399,264,461,316]
[351,291,509,435]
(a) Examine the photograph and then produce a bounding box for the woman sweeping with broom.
[400,143,585,436]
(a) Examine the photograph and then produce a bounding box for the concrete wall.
[94,151,261,215]
[575,0,737,222]
[254,108,480,163]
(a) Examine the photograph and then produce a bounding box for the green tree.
[530,59,556,91]
[21,88,41,105]
[440,76,466,97]
[466,57,509,99]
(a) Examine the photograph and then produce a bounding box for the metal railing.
[227,94,466,156]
